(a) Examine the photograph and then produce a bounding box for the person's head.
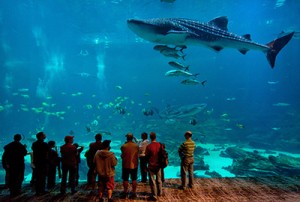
[126,132,134,142]
[73,143,79,148]
[95,133,102,141]
[102,140,111,150]
[48,140,56,148]
[150,132,156,141]
[184,131,192,139]
[14,134,22,142]
[64,135,74,144]
[141,132,148,140]
[36,132,46,141]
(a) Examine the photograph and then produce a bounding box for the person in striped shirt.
[178,131,196,190]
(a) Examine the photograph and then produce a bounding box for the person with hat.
[120,132,139,199]
[60,135,78,194]
[3,134,27,197]
[178,131,196,190]
[94,140,117,202]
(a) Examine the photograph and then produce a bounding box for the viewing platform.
[0,176,299,201]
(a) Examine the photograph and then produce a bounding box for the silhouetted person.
[73,143,84,186]
[3,134,27,197]
[28,151,36,187]
[47,140,60,190]
[86,133,103,190]
[32,131,49,195]
[60,136,78,194]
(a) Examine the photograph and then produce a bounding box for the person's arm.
[112,154,118,167]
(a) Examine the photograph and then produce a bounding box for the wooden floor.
[0,176,299,202]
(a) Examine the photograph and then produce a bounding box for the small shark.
[159,103,207,119]
[127,16,294,68]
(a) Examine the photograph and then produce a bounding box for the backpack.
[159,143,169,168]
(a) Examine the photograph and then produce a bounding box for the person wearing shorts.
[120,133,139,199]
[94,140,117,202]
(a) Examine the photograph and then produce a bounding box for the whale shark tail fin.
[266,32,294,68]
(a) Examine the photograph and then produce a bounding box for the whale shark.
[127,16,294,68]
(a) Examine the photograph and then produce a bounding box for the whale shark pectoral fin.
[210,46,223,52]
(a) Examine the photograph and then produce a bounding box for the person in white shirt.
[134,132,149,183]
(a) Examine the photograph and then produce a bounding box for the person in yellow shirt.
[178,131,196,190]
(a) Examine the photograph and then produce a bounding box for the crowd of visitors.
[2,130,196,201]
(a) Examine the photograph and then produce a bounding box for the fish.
[86,126,91,133]
[159,103,207,119]
[160,50,186,60]
[74,72,97,78]
[272,102,290,107]
[153,45,186,53]
[161,0,176,3]
[189,118,197,125]
[236,123,245,129]
[168,61,189,71]
[127,17,294,68]
[181,79,207,86]
[267,81,279,85]
[142,108,154,116]
[165,69,197,77]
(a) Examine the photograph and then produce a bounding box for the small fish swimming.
[74,72,97,78]
[165,69,197,77]
[181,79,207,86]
[267,81,279,85]
[168,61,189,71]
[236,123,245,129]
[161,0,176,3]
[189,118,197,125]
[142,108,154,116]
[160,50,186,60]
[272,102,290,107]
[153,45,186,53]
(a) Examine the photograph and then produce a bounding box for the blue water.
[0,0,300,183]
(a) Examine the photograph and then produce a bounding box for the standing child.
[94,140,117,202]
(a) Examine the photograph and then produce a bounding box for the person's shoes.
[188,184,194,189]
[99,198,104,202]
[130,192,137,199]
[71,190,78,194]
[108,198,114,202]
[36,191,49,196]
[120,192,129,199]
[147,195,157,201]
[178,186,186,190]
[60,191,66,195]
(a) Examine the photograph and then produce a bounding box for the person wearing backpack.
[178,131,196,190]
[160,143,168,183]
